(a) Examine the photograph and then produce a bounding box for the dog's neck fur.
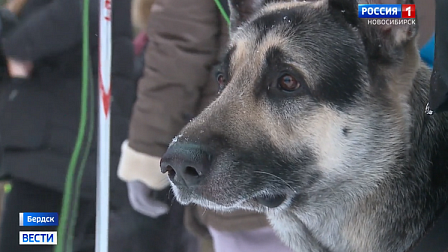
[265,41,448,252]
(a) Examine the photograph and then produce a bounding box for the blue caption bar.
[19,212,59,227]
[358,4,402,18]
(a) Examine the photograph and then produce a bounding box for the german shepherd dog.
[160,0,448,251]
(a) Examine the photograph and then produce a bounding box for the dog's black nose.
[160,144,211,187]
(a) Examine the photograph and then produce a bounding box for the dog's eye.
[216,73,227,93]
[217,73,226,84]
[278,74,300,92]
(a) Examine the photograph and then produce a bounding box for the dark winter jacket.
[429,0,448,113]
[0,0,135,202]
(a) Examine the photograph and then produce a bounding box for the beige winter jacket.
[119,0,271,245]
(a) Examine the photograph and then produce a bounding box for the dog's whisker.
[253,170,297,194]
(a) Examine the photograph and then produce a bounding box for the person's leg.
[77,191,176,252]
[0,178,61,252]
[108,205,160,252]
[108,202,181,252]
[72,199,96,252]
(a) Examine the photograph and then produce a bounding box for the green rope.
[55,0,92,251]
[213,0,230,25]
[65,56,95,252]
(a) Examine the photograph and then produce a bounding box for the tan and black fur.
[160,0,448,251]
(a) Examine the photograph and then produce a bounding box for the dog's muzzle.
[161,143,288,209]
[160,143,211,188]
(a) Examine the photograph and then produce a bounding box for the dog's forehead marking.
[229,30,316,93]
[231,32,288,67]
[227,1,331,86]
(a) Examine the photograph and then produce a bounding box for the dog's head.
[161,0,421,213]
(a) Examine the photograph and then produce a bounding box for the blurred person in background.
[416,0,435,68]
[0,0,23,238]
[0,0,152,251]
[428,0,448,113]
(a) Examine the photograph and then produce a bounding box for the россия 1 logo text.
[358,4,415,18]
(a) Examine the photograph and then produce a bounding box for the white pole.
[96,0,112,252]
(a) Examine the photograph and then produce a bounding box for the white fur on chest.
[267,210,353,252]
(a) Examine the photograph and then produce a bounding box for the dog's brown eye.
[217,74,225,85]
[216,73,227,93]
[278,74,300,91]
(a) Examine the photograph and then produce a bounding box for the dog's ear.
[362,0,418,61]
[228,0,275,31]
[329,0,418,61]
